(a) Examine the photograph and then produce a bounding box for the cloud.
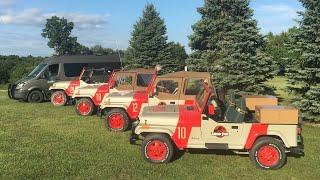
[0,8,109,29]
[254,3,302,34]
[257,4,298,19]
[0,0,15,6]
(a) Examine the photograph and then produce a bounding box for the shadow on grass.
[171,149,247,162]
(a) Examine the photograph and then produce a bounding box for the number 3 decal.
[178,127,186,139]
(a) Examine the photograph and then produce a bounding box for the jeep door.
[148,77,183,106]
[201,118,246,149]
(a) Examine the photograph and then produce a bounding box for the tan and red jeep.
[49,68,111,106]
[130,83,304,170]
[72,68,156,116]
[100,71,212,132]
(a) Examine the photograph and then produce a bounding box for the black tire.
[75,98,95,116]
[249,137,286,170]
[141,134,174,164]
[51,91,67,106]
[103,108,130,132]
[27,90,44,103]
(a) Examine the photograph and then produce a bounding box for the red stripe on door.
[92,84,110,105]
[171,105,201,149]
[127,91,148,119]
[65,80,80,96]
[244,124,268,149]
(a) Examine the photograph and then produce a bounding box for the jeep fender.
[135,126,175,139]
[73,95,94,99]
[267,130,296,148]
[100,105,128,115]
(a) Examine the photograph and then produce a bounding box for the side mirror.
[208,104,215,115]
[149,87,156,97]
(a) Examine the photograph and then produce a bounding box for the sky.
[0,0,303,56]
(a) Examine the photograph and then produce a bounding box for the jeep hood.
[50,81,72,89]
[139,105,179,126]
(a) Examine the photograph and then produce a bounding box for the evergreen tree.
[265,27,300,75]
[124,4,169,69]
[188,0,275,94]
[161,42,188,73]
[287,0,320,122]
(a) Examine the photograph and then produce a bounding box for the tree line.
[0,0,318,122]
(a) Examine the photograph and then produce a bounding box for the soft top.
[118,68,155,74]
[43,55,121,64]
[159,71,211,79]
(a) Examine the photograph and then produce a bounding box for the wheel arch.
[252,135,288,149]
[27,87,45,99]
[101,106,128,116]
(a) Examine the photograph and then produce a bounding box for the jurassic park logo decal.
[212,126,229,138]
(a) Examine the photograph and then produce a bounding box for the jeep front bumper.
[129,120,140,145]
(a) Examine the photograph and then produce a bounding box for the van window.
[48,64,59,77]
[185,79,203,95]
[43,64,59,80]
[64,63,88,77]
[137,74,153,87]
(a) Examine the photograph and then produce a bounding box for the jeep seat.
[224,98,246,123]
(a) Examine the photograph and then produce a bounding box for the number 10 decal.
[178,127,186,139]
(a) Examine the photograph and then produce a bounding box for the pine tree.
[287,0,320,122]
[124,4,169,69]
[188,0,275,94]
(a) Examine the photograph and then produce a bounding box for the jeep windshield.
[137,73,153,87]
[80,69,111,83]
[27,63,47,78]
[195,85,206,110]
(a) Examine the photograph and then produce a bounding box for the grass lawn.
[1,78,320,179]
[0,84,8,90]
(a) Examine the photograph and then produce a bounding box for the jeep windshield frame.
[27,63,47,78]
[194,83,211,112]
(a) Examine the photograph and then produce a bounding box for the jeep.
[100,71,212,132]
[73,68,156,116]
[130,83,304,170]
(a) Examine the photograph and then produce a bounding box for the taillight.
[297,126,302,134]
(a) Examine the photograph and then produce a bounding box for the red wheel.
[257,145,280,167]
[75,98,95,116]
[145,140,168,161]
[108,113,125,130]
[250,137,286,170]
[103,108,129,132]
[51,91,67,106]
[141,134,174,163]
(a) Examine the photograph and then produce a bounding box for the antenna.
[115,40,123,70]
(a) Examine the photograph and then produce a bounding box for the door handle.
[231,126,238,129]
[170,101,175,104]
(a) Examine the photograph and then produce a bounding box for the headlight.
[16,82,26,89]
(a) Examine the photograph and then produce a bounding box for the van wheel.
[249,137,286,170]
[75,98,95,116]
[51,91,67,106]
[141,134,174,163]
[28,90,44,103]
[103,108,129,132]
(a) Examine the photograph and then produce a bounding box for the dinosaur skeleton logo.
[212,126,229,138]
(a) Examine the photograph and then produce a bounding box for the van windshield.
[28,63,47,78]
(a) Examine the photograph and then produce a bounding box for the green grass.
[1,78,320,179]
[0,84,8,90]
